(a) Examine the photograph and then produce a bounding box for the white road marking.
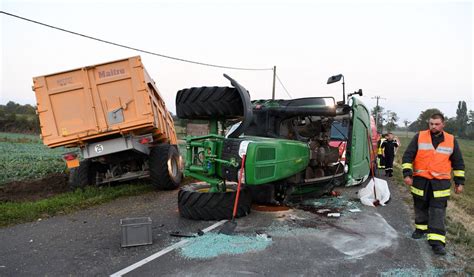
[110,220,227,277]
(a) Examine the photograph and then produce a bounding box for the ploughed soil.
[0,173,69,202]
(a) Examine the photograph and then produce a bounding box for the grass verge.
[0,183,153,227]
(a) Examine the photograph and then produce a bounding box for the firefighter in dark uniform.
[402,113,465,255]
[381,132,399,177]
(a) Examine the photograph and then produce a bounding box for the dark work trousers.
[413,179,448,246]
[384,153,394,176]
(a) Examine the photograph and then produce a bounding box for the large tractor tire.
[176,86,243,119]
[178,183,252,220]
[149,144,182,190]
[68,160,97,190]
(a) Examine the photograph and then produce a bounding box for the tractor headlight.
[344,164,349,173]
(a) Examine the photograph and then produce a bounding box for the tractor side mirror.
[327,74,343,84]
[348,89,363,98]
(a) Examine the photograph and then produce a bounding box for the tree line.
[372,100,474,140]
[371,106,399,134]
[408,101,474,139]
[0,101,40,133]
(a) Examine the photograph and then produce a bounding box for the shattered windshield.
[330,121,348,141]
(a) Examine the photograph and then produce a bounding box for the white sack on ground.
[358,178,390,207]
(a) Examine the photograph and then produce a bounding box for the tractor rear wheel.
[178,183,252,220]
[176,86,243,119]
[149,144,182,190]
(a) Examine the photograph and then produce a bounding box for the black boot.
[432,244,446,255]
[411,229,425,239]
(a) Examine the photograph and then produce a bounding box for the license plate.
[66,159,80,168]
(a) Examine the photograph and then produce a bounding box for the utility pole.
[384,110,392,133]
[371,96,386,134]
[272,66,276,100]
[404,120,411,138]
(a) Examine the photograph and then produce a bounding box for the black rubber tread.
[68,160,96,190]
[68,168,79,190]
[149,144,182,190]
[178,183,252,220]
[176,86,243,119]
[220,138,243,182]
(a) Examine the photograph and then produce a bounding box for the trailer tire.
[176,86,243,119]
[68,160,97,190]
[149,144,182,190]
[178,183,251,220]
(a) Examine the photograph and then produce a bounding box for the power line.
[0,11,273,71]
[275,73,292,99]
[371,96,386,133]
[395,100,463,104]
[366,94,469,104]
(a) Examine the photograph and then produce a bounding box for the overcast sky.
[1,0,472,123]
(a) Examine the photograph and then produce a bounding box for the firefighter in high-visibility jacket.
[402,113,465,255]
[377,134,387,169]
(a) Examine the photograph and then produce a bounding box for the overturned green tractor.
[176,74,372,220]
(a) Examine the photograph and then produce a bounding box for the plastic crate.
[120,217,152,247]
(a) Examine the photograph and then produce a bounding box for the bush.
[0,101,40,134]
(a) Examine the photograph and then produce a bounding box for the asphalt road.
[0,176,469,276]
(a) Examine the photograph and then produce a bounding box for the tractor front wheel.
[178,183,252,220]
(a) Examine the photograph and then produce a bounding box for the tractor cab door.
[346,97,372,186]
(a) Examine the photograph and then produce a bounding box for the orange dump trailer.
[33,56,182,190]
[33,56,177,148]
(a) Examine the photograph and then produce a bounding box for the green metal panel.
[347,98,371,185]
[255,165,276,179]
[244,137,310,185]
[256,147,276,161]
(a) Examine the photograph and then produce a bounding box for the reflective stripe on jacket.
[413,130,453,180]
[377,138,386,155]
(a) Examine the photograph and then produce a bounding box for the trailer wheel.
[176,86,243,119]
[149,144,182,190]
[178,183,251,220]
[68,160,97,190]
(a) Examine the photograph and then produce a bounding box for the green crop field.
[455,138,474,214]
[0,132,41,143]
[0,132,69,185]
